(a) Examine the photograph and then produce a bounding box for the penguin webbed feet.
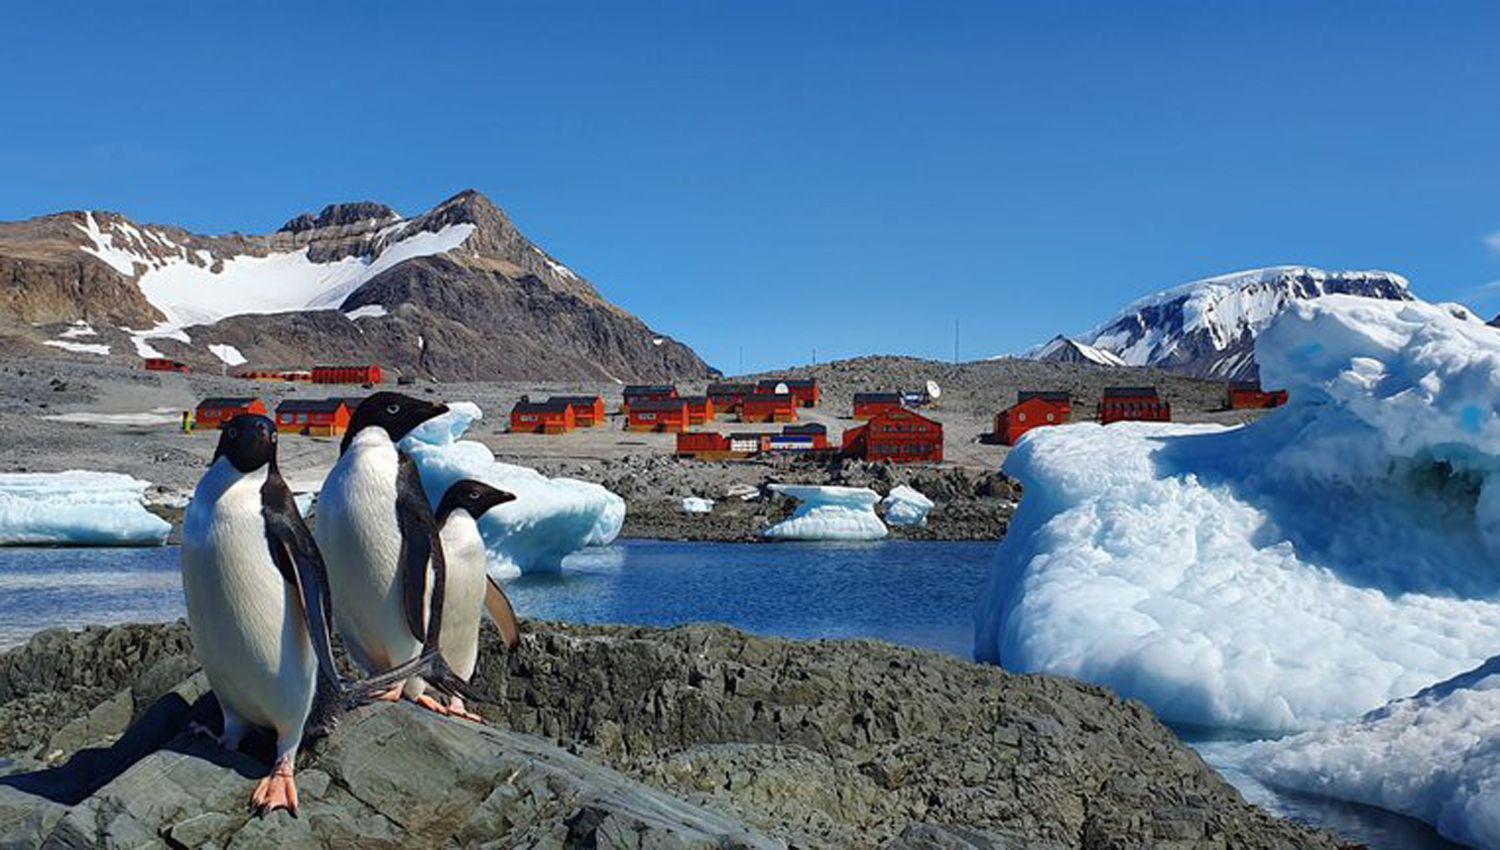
[340,647,486,711]
[250,756,299,818]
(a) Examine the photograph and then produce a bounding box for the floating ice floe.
[0,471,170,546]
[882,485,933,527]
[1226,655,1500,849]
[763,485,887,541]
[399,402,625,576]
[976,295,1500,733]
[680,497,715,514]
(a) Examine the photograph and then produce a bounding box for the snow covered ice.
[1224,654,1500,849]
[763,485,887,540]
[399,402,626,576]
[881,485,933,527]
[680,497,715,514]
[0,471,171,546]
[977,295,1500,733]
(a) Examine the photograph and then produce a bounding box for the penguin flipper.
[396,453,446,648]
[260,471,343,693]
[484,576,522,650]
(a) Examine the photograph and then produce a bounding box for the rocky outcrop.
[0,621,1347,849]
[0,190,714,382]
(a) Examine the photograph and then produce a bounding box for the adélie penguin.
[315,391,470,712]
[179,414,343,816]
[433,479,523,721]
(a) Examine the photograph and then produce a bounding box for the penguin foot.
[412,694,451,716]
[189,720,230,750]
[250,758,299,817]
[372,684,404,703]
[447,697,484,724]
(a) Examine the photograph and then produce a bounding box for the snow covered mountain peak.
[1023,334,1128,367]
[1028,265,1415,380]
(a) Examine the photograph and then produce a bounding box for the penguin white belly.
[438,513,487,680]
[315,437,422,674]
[181,467,315,735]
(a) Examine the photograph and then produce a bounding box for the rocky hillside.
[0,190,713,381]
[1023,266,1414,381]
[0,621,1347,849]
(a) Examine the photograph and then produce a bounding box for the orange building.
[555,395,606,427]
[707,382,756,414]
[627,398,690,432]
[276,398,353,437]
[510,396,576,434]
[1099,387,1171,424]
[144,358,189,373]
[195,397,268,429]
[781,422,830,450]
[681,395,716,425]
[842,407,943,464]
[622,384,677,414]
[312,365,383,385]
[741,392,797,423]
[757,378,820,408]
[1227,382,1288,410]
[852,392,904,420]
[995,391,1072,445]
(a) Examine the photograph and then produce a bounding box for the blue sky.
[4,2,1499,373]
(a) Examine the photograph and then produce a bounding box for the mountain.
[0,190,713,381]
[1023,335,1127,367]
[1024,266,1413,381]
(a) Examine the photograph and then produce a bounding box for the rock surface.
[0,621,1347,849]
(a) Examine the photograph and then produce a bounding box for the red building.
[1099,387,1172,424]
[995,391,1072,445]
[622,384,677,414]
[510,396,576,434]
[741,392,797,423]
[675,431,738,459]
[707,382,756,414]
[195,397,268,429]
[782,422,830,450]
[312,365,384,385]
[681,395,716,425]
[144,358,189,373]
[842,408,943,464]
[852,392,904,420]
[555,395,606,427]
[756,378,820,408]
[1227,382,1288,410]
[234,368,311,382]
[627,397,690,432]
[276,398,352,437]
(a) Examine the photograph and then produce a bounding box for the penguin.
[432,479,523,721]
[179,413,342,817]
[315,391,464,713]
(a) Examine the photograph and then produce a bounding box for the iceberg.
[763,485,886,541]
[1231,655,1500,849]
[680,496,715,514]
[399,403,625,576]
[976,296,1500,733]
[881,485,933,527]
[0,471,171,546]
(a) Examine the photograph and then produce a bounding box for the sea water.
[0,540,1454,848]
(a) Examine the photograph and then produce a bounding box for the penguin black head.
[213,414,278,473]
[341,391,450,454]
[436,479,516,523]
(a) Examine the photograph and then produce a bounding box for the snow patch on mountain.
[207,343,246,366]
[44,339,110,356]
[1022,266,1415,380]
[1022,335,1127,367]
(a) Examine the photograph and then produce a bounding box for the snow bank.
[399,402,626,576]
[882,485,933,527]
[1232,656,1500,849]
[208,343,246,366]
[0,471,170,546]
[681,497,715,514]
[44,340,110,356]
[763,485,887,541]
[976,296,1500,733]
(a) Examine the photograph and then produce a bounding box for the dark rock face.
[0,191,715,382]
[0,621,1347,849]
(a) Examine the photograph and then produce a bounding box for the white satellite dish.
[926,380,942,400]
[775,381,790,395]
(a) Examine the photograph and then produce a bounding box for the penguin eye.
[226,427,238,439]
[469,490,480,500]
[385,403,401,415]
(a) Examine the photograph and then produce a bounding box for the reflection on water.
[0,540,1460,848]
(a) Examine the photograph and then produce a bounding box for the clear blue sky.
[4,2,1499,373]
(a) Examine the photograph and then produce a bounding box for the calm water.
[0,540,1455,848]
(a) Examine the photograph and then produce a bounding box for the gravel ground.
[0,353,1270,542]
